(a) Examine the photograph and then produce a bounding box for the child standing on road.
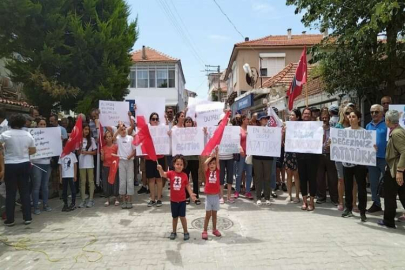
[157,155,196,241]
[59,150,78,212]
[202,146,222,240]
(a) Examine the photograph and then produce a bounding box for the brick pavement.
[1,188,405,270]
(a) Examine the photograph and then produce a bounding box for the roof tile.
[236,34,324,47]
[131,47,178,62]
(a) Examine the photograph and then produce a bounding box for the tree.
[286,0,405,103]
[0,0,138,114]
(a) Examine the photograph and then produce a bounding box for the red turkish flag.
[108,155,119,184]
[287,47,307,110]
[61,116,83,158]
[201,111,231,156]
[133,116,157,161]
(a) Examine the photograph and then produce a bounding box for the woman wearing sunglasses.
[145,113,166,207]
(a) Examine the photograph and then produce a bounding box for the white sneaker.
[265,200,271,205]
[256,200,262,205]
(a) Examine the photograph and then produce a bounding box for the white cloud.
[252,2,275,13]
[208,34,230,41]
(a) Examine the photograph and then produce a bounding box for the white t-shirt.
[78,138,97,169]
[116,135,135,160]
[32,158,51,165]
[0,129,35,164]
[58,153,78,178]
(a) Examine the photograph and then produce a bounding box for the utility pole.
[203,65,221,102]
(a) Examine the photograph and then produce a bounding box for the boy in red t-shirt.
[202,146,222,240]
[157,155,196,241]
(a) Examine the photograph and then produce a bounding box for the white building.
[207,70,227,102]
[126,46,186,110]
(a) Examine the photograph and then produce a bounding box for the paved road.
[1,188,405,270]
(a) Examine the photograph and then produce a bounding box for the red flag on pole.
[61,116,83,158]
[201,111,231,156]
[108,155,119,184]
[133,116,157,161]
[287,47,307,110]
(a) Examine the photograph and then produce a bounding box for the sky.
[126,0,320,99]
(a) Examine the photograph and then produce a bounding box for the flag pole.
[305,86,308,107]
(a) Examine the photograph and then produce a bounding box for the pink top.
[240,127,247,154]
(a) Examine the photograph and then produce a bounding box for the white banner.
[389,105,405,128]
[330,128,377,166]
[285,121,323,154]
[186,97,212,121]
[206,126,241,154]
[99,100,130,127]
[135,97,165,124]
[246,126,282,157]
[29,127,63,160]
[136,125,170,155]
[196,102,224,127]
[171,127,204,156]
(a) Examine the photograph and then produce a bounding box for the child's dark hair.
[172,154,187,168]
[82,123,92,151]
[208,157,217,165]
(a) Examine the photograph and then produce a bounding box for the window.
[149,70,156,87]
[137,70,148,88]
[261,56,285,77]
[130,71,136,88]
[168,69,175,88]
[157,69,168,88]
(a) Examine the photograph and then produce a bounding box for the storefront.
[232,93,254,115]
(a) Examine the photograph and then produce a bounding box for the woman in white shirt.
[30,118,53,215]
[0,114,36,226]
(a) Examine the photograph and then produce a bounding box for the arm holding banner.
[29,147,37,156]
[127,111,135,135]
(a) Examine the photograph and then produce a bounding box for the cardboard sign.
[29,127,63,160]
[136,125,170,155]
[135,97,166,124]
[285,121,323,154]
[187,97,212,121]
[99,100,130,127]
[171,127,204,156]
[195,102,224,127]
[206,126,241,154]
[389,105,405,128]
[330,128,377,166]
[246,126,282,157]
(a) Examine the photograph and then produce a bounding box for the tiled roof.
[296,76,324,101]
[0,97,34,108]
[261,63,314,89]
[131,47,178,62]
[236,34,324,47]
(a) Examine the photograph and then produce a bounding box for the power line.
[212,0,245,40]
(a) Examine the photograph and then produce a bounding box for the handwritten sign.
[99,100,130,127]
[206,126,241,154]
[29,127,62,160]
[135,97,165,124]
[389,105,405,128]
[187,97,212,121]
[136,125,170,155]
[285,121,323,154]
[172,127,204,156]
[196,102,224,127]
[330,128,377,166]
[246,126,282,157]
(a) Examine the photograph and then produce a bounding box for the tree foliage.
[286,0,405,103]
[0,0,138,114]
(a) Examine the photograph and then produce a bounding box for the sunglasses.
[151,117,159,121]
[370,111,380,115]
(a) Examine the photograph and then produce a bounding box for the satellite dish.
[245,67,259,88]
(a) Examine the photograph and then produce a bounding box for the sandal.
[104,201,110,207]
[202,231,208,240]
[307,204,315,211]
[212,229,221,237]
[186,198,190,205]
[114,200,120,206]
[293,197,300,204]
[195,199,201,205]
[301,202,308,210]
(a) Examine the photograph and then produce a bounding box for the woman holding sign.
[341,110,368,222]
[31,118,53,215]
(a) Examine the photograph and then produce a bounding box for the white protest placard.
[285,121,323,154]
[246,126,282,157]
[206,126,241,154]
[196,102,224,127]
[187,97,212,121]
[330,128,377,166]
[29,127,63,160]
[136,125,170,155]
[99,100,130,127]
[172,127,204,156]
[389,105,405,128]
[135,97,165,124]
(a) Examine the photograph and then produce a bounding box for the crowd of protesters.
[0,95,404,236]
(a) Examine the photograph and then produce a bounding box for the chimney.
[142,45,146,60]
[323,29,329,38]
[245,37,249,41]
[302,31,306,35]
[287,28,292,40]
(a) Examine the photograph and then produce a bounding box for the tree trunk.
[385,22,399,102]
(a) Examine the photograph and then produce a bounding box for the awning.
[234,88,271,102]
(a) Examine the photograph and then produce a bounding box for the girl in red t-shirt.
[202,146,222,240]
[157,155,196,241]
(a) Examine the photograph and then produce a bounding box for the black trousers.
[297,154,320,197]
[185,160,199,198]
[343,165,367,213]
[62,178,76,205]
[316,154,339,202]
[383,170,405,227]
[5,162,32,222]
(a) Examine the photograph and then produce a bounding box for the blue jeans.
[31,163,52,208]
[235,156,253,193]
[270,159,276,190]
[368,158,386,207]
